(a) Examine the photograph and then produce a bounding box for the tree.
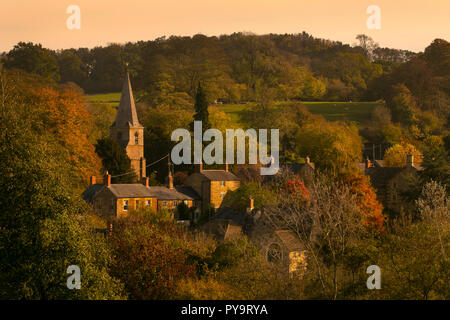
[384,143,422,167]
[377,181,449,299]
[388,84,415,125]
[295,120,363,174]
[420,136,449,186]
[4,42,60,82]
[341,174,386,233]
[95,137,137,183]
[355,34,379,61]
[108,208,196,299]
[0,72,124,299]
[190,82,210,131]
[265,173,367,299]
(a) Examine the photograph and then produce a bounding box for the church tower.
[110,72,146,180]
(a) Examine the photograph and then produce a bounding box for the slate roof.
[108,184,155,198]
[111,72,142,128]
[365,167,404,193]
[284,163,315,172]
[200,170,240,181]
[82,184,104,204]
[275,230,304,252]
[92,184,200,200]
[200,219,243,241]
[147,186,200,200]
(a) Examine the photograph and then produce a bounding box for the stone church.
[109,72,146,180]
[83,72,240,220]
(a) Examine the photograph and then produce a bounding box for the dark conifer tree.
[190,82,210,132]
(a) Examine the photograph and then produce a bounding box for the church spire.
[113,72,142,128]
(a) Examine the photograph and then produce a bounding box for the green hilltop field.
[87,92,381,127]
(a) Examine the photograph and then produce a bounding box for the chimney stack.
[140,157,146,180]
[225,163,229,172]
[196,162,203,173]
[247,195,254,213]
[168,154,174,189]
[142,176,149,187]
[406,154,414,167]
[365,157,371,169]
[104,171,111,187]
[90,176,96,185]
[305,156,310,164]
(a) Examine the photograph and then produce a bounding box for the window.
[220,181,225,187]
[135,200,139,208]
[135,132,139,145]
[162,201,167,207]
[123,200,128,211]
[183,200,188,205]
[267,243,283,263]
[173,200,178,206]
[146,199,151,206]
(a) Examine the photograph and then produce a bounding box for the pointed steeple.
[113,72,142,128]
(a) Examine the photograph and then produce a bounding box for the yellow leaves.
[384,143,422,167]
[26,85,102,188]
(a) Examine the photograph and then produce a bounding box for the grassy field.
[86,92,121,108]
[86,92,382,127]
[216,101,382,126]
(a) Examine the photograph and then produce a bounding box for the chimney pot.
[365,157,371,169]
[142,177,149,187]
[168,154,174,189]
[105,172,111,187]
[406,154,414,167]
[247,195,254,213]
[225,163,229,172]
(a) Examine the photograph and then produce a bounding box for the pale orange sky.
[1,0,449,52]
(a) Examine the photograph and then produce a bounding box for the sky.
[0,0,449,53]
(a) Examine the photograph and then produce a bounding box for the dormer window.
[135,133,139,145]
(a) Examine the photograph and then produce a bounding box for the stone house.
[358,155,423,213]
[184,163,241,212]
[82,173,200,222]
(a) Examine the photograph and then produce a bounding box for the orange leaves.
[284,179,310,200]
[28,86,102,187]
[343,174,386,233]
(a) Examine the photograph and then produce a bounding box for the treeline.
[1,32,415,102]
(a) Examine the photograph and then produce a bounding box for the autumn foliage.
[32,88,102,186]
[4,70,102,189]
[342,174,386,233]
[284,179,310,200]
